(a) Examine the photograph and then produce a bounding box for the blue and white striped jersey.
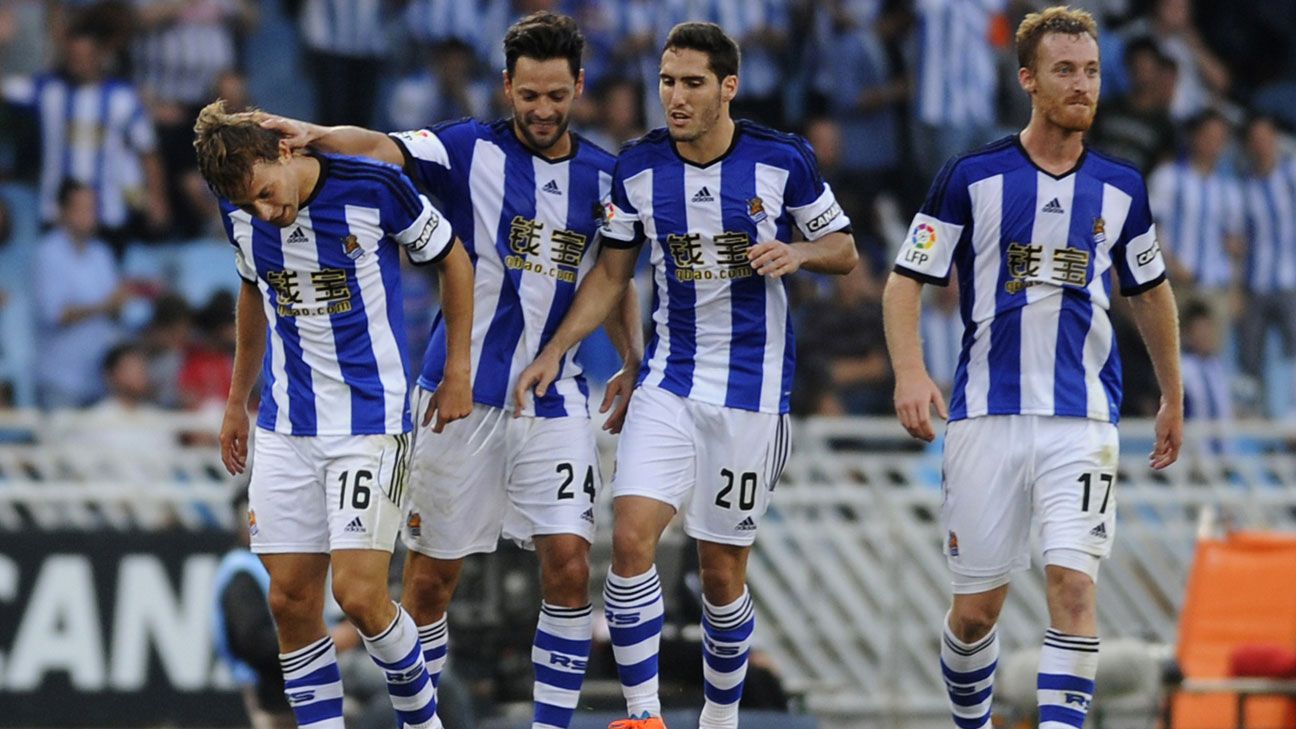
[914,0,1006,127]
[219,154,454,436]
[389,119,616,418]
[895,136,1167,424]
[600,121,851,414]
[1241,156,1296,294]
[1147,159,1243,289]
[2,73,156,227]
[300,0,390,58]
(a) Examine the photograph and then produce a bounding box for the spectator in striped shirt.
[2,25,170,250]
[298,0,392,127]
[1148,109,1244,335]
[1238,114,1296,416]
[1179,299,1232,454]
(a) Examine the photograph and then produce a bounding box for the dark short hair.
[1122,35,1171,68]
[663,22,741,81]
[102,342,144,375]
[503,11,583,80]
[1186,108,1229,136]
[1181,299,1212,326]
[1244,112,1284,137]
[57,180,93,208]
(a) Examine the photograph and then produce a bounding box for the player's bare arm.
[514,245,639,415]
[748,230,858,278]
[882,272,947,443]
[259,115,403,168]
[220,279,268,475]
[422,239,475,433]
[599,280,643,434]
[1126,279,1184,469]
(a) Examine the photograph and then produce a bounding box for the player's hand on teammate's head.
[748,240,805,278]
[259,115,313,151]
[893,372,947,443]
[219,401,250,475]
[600,366,636,434]
[1149,397,1183,470]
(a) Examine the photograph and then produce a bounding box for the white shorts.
[942,415,1119,593]
[247,428,408,554]
[402,388,600,559]
[612,385,790,546]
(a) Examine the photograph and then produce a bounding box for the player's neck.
[675,115,735,165]
[1019,120,1085,176]
[293,155,322,207]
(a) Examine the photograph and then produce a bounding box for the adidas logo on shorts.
[581,508,594,524]
[345,516,366,534]
[735,516,757,531]
[1089,522,1107,539]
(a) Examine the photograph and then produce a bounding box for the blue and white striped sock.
[699,588,755,729]
[1038,628,1099,729]
[363,605,440,729]
[940,615,998,729]
[417,617,449,690]
[603,566,664,718]
[532,602,593,729]
[280,635,346,728]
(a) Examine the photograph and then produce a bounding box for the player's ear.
[1018,66,1035,94]
[575,68,585,97]
[502,69,512,96]
[721,74,738,103]
[277,137,293,162]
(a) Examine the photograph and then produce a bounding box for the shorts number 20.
[716,469,757,510]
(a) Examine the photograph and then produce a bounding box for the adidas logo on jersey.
[344,516,366,534]
[735,516,757,531]
[286,226,309,244]
[1089,522,1107,539]
[692,186,715,203]
[1042,198,1065,214]
[581,508,594,524]
[542,179,562,195]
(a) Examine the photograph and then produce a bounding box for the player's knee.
[331,580,389,623]
[268,583,321,627]
[403,564,456,617]
[543,555,590,604]
[1047,568,1096,623]
[949,602,1002,643]
[698,565,745,606]
[610,528,657,574]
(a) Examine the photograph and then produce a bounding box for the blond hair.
[192,99,280,201]
[1015,6,1099,71]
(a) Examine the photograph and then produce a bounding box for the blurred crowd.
[0,0,1294,426]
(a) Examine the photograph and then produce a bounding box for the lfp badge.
[911,223,937,250]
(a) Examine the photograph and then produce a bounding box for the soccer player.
[262,12,642,729]
[881,8,1183,729]
[196,99,474,729]
[515,22,858,729]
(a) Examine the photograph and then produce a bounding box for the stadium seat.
[1168,532,1296,729]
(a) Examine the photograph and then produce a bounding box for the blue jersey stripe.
[376,225,413,431]
[259,329,280,430]
[987,166,1035,413]
[948,226,977,420]
[475,149,537,407]
[654,161,696,396]
[1098,326,1122,422]
[721,156,765,410]
[1054,174,1102,416]
[254,223,317,434]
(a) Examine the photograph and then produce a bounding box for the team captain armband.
[893,212,963,285]
[395,197,454,264]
